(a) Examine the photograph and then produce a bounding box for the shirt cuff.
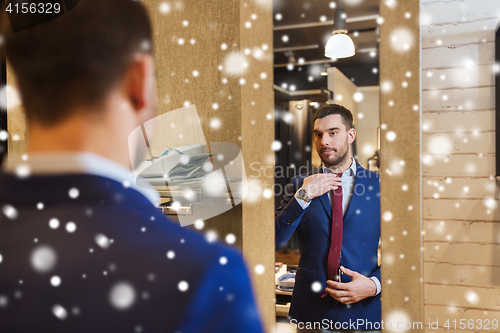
[370,276,381,296]
[294,191,311,210]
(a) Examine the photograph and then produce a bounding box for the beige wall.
[329,67,358,118]
[356,86,379,169]
[6,65,26,156]
[421,0,500,329]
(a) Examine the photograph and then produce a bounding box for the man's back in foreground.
[0,168,261,332]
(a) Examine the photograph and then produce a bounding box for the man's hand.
[302,174,342,199]
[324,266,377,305]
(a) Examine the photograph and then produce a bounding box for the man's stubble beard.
[319,139,350,169]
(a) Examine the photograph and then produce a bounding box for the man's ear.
[123,53,156,121]
[348,127,356,144]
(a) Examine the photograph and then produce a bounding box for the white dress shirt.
[2,152,160,206]
[294,157,381,295]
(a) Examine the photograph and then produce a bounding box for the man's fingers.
[340,266,356,277]
[325,290,352,304]
[321,173,339,178]
[326,280,346,290]
[324,177,342,183]
[327,180,342,188]
[318,174,341,182]
[325,288,349,298]
[306,174,343,197]
[336,297,353,304]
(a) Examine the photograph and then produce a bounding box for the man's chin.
[320,155,337,167]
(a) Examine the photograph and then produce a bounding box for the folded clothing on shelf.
[276,271,296,291]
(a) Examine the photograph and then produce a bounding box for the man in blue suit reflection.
[276,104,381,331]
[0,1,263,332]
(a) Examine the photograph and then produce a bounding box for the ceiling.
[273,0,380,99]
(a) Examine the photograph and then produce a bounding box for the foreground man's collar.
[2,152,160,206]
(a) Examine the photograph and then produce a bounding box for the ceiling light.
[325,0,355,59]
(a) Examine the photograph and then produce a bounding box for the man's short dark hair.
[312,103,354,130]
[3,0,152,126]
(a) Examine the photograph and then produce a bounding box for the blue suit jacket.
[0,173,263,333]
[275,161,381,328]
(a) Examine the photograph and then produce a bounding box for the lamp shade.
[325,33,355,59]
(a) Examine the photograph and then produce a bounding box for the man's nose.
[321,134,330,147]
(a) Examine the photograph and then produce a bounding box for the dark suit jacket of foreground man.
[275,160,381,329]
[0,171,263,333]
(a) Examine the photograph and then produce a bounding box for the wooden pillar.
[379,0,424,329]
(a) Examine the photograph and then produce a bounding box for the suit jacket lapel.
[343,161,368,222]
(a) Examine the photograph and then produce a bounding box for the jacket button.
[286,220,291,225]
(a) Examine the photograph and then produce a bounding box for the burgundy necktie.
[322,172,343,298]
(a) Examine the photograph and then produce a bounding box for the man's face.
[313,114,355,167]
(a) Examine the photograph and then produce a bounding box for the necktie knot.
[333,173,343,195]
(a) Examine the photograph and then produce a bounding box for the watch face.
[298,189,306,198]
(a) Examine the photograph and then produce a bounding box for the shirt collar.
[322,157,357,177]
[2,152,160,206]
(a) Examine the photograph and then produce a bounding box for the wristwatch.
[296,188,311,203]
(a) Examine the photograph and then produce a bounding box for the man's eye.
[330,132,336,136]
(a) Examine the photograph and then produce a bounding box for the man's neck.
[26,103,136,170]
[324,156,354,174]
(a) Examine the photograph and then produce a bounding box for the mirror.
[272,0,382,330]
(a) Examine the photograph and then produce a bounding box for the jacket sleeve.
[275,177,308,250]
[371,265,380,282]
[176,248,264,333]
